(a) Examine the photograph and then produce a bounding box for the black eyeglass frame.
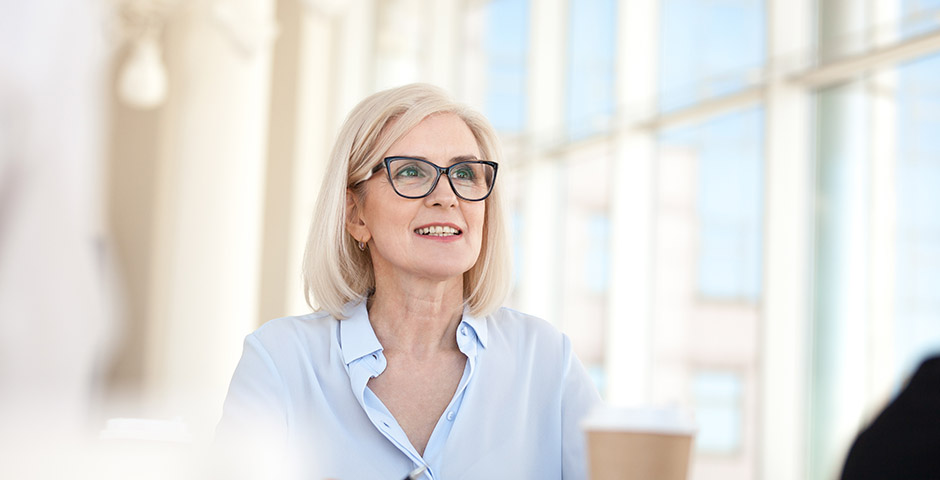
[375,156,499,202]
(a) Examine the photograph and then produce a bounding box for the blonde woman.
[217,84,600,479]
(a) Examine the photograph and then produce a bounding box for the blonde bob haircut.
[302,83,511,319]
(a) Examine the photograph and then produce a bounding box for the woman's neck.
[367,275,464,357]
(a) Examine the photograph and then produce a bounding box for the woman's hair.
[302,83,511,319]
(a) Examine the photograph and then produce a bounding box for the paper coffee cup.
[582,405,696,480]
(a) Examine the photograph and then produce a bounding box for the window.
[659,107,764,301]
[900,0,940,39]
[566,0,616,140]
[659,0,765,112]
[809,52,940,477]
[511,210,524,289]
[692,370,744,454]
[584,213,610,293]
[484,0,529,132]
[895,52,940,382]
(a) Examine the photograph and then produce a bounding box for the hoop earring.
[358,241,366,251]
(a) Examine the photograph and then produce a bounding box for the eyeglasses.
[375,156,498,202]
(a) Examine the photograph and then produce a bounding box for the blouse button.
[446,411,456,421]
[459,326,468,336]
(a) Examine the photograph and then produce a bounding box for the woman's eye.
[452,167,474,180]
[395,165,423,178]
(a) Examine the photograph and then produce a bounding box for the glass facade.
[900,0,940,38]
[469,1,940,479]
[693,370,744,454]
[811,79,872,480]
[895,52,940,382]
[584,213,610,294]
[660,108,764,301]
[659,0,765,111]
[483,0,529,133]
[565,0,617,140]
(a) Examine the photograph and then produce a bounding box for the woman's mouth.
[415,226,461,236]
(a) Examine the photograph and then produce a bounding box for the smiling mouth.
[415,226,462,236]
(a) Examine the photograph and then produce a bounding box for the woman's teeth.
[415,226,460,236]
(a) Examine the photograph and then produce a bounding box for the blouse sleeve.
[560,334,603,480]
[213,334,291,479]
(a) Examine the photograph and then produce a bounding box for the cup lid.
[581,405,696,435]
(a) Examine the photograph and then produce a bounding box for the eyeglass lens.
[386,157,495,201]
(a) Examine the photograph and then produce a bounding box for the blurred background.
[2,0,939,479]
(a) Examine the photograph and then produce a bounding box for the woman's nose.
[424,175,458,206]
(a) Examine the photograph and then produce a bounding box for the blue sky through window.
[659,0,765,112]
[566,0,616,140]
[901,0,940,38]
[585,213,610,293]
[484,0,529,132]
[895,52,940,382]
[692,370,744,454]
[660,107,764,301]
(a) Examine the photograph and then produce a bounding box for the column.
[259,0,340,321]
[605,0,658,406]
[517,0,566,324]
[259,0,304,324]
[284,9,340,313]
[809,2,873,479]
[866,0,898,416]
[760,0,813,478]
[332,0,377,119]
[374,0,423,89]
[425,0,460,91]
[146,0,276,437]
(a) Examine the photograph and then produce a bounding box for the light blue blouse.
[216,301,601,479]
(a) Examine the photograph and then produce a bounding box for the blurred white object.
[0,0,114,457]
[95,418,197,480]
[118,35,168,109]
[100,417,192,443]
[582,404,697,435]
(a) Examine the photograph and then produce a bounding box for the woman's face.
[348,113,487,285]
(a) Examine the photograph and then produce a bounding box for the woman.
[217,84,600,479]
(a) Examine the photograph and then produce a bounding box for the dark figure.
[841,354,940,479]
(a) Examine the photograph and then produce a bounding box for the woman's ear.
[345,188,370,244]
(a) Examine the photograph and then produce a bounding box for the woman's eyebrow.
[398,154,481,164]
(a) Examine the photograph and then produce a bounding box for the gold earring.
[358,241,366,251]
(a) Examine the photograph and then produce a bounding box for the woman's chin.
[403,262,476,285]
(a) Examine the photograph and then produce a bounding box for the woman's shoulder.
[490,306,559,329]
[486,306,570,351]
[489,306,553,327]
[248,310,337,350]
